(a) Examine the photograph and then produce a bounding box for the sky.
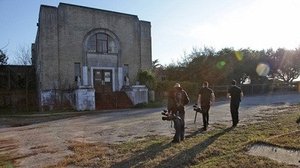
[1,0,300,65]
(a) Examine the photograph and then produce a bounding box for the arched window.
[87,33,117,54]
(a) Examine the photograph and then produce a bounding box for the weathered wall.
[37,5,59,90]
[56,3,151,88]
[140,21,152,70]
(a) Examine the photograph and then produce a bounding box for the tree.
[269,48,300,83]
[137,70,157,90]
[0,49,8,65]
[152,59,162,70]
[12,45,32,65]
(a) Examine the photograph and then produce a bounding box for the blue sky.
[1,0,300,65]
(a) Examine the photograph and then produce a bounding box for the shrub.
[137,70,157,90]
[155,80,200,102]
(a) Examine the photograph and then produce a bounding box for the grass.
[46,105,300,168]
[134,101,165,108]
[0,138,17,168]
[0,154,14,168]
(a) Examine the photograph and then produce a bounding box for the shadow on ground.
[111,127,233,168]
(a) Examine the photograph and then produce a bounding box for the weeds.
[2,105,300,168]
[48,105,300,168]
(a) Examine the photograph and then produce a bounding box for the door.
[93,69,113,93]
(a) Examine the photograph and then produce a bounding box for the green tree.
[269,48,300,83]
[152,59,162,70]
[137,70,157,90]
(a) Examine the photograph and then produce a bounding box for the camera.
[161,109,184,143]
[161,110,177,121]
[193,104,203,113]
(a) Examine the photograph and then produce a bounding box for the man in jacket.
[197,81,215,131]
[227,80,243,127]
[167,83,189,142]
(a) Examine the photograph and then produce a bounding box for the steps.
[95,91,133,110]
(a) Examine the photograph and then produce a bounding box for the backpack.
[175,90,189,106]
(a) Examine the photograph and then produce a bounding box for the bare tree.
[0,49,8,65]
[0,43,9,65]
[13,45,32,65]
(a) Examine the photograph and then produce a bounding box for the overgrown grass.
[134,101,165,108]
[47,105,300,168]
[0,154,14,168]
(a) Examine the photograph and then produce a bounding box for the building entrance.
[93,69,113,93]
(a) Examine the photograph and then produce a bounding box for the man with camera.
[227,80,243,127]
[197,81,215,131]
[165,83,189,143]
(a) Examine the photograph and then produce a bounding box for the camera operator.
[167,83,189,143]
[197,81,215,131]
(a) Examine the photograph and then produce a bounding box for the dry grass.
[265,131,300,149]
[0,138,17,168]
[47,105,300,168]
[1,105,300,168]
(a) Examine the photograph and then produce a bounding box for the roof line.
[58,2,139,19]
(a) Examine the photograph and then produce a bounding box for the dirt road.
[1,92,300,167]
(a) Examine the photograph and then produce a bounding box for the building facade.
[32,3,152,110]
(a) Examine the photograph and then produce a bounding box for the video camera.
[193,104,203,113]
[161,110,177,121]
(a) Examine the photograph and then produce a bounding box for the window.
[87,33,117,54]
[74,62,81,81]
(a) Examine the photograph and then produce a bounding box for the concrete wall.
[140,21,152,70]
[37,5,59,90]
[56,3,150,88]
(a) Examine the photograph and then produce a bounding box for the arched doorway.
[83,29,121,94]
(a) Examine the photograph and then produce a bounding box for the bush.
[155,80,200,102]
[137,70,157,90]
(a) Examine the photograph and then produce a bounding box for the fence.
[0,65,37,112]
[155,82,297,103]
[211,83,296,97]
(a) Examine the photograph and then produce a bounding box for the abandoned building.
[32,3,152,111]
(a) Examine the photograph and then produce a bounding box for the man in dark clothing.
[167,83,189,142]
[197,81,215,131]
[227,80,243,127]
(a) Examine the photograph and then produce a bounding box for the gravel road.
[0,92,300,167]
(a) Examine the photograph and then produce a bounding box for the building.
[32,3,152,110]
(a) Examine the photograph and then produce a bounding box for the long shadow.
[154,127,234,168]
[111,140,173,168]
[185,127,208,139]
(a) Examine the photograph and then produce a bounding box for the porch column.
[82,66,88,86]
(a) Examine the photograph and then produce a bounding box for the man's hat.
[174,83,181,88]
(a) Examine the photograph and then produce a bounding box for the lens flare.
[216,61,226,69]
[235,51,243,61]
[256,63,270,76]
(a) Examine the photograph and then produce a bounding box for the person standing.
[227,80,243,127]
[168,83,189,142]
[197,81,215,131]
